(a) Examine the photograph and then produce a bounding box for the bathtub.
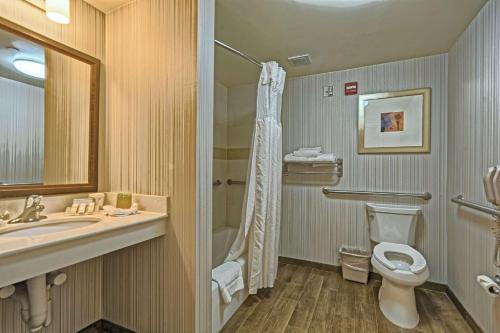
[212,227,249,332]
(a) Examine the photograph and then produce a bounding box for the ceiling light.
[13,59,46,79]
[46,0,70,24]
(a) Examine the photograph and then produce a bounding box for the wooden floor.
[221,262,473,333]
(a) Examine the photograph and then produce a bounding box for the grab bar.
[213,179,222,187]
[322,189,432,200]
[227,179,245,185]
[451,195,500,217]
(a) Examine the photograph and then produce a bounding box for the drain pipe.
[44,271,67,327]
[26,274,47,332]
[0,271,67,332]
[1,283,30,324]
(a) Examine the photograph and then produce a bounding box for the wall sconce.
[24,0,70,25]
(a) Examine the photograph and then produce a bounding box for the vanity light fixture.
[13,59,46,79]
[45,0,71,24]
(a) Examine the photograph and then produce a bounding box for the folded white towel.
[103,203,139,217]
[292,150,319,158]
[298,146,322,153]
[284,153,337,163]
[212,261,244,304]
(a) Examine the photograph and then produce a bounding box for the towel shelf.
[284,158,343,177]
[322,189,432,200]
[451,195,500,217]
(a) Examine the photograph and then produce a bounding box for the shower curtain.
[225,61,286,294]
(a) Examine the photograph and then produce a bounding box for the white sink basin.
[0,217,101,237]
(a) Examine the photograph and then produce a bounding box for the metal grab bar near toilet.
[451,195,500,217]
[322,189,433,200]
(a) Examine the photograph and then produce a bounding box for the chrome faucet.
[7,195,47,224]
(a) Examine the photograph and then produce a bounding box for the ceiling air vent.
[287,54,312,67]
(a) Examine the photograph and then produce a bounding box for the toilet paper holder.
[477,275,500,296]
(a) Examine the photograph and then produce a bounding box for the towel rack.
[227,179,245,185]
[322,189,432,200]
[451,195,500,217]
[284,158,343,177]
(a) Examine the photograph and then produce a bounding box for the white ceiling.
[84,0,131,13]
[215,0,487,86]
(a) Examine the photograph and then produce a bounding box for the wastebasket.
[339,247,371,284]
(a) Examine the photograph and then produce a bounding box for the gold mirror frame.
[358,88,431,154]
[0,17,100,198]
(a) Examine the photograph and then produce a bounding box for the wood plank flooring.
[221,263,473,333]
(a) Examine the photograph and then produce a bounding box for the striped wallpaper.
[279,54,449,283]
[44,49,90,185]
[0,1,105,332]
[448,0,500,332]
[216,55,449,285]
[0,76,44,185]
[104,0,198,331]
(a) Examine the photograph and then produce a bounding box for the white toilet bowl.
[371,242,429,329]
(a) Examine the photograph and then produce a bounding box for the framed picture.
[358,88,431,154]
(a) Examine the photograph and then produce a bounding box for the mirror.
[0,18,100,197]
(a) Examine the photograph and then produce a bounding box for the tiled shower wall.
[213,82,228,230]
[448,0,500,332]
[213,82,256,230]
[226,84,256,229]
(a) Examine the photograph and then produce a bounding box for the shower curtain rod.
[215,39,263,68]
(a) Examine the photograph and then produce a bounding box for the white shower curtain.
[225,62,286,294]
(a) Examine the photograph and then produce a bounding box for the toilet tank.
[366,203,422,246]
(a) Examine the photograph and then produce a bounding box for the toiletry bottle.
[117,193,132,209]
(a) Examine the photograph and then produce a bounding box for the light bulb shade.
[46,0,70,24]
[13,59,46,79]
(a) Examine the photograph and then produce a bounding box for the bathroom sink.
[0,217,101,238]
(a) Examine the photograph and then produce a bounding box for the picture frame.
[358,88,431,154]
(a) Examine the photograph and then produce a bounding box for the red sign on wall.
[345,82,358,96]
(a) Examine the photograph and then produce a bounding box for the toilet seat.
[373,242,427,274]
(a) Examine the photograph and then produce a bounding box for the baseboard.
[78,319,136,333]
[279,256,342,273]
[445,287,483,333]
[279,256,483,332]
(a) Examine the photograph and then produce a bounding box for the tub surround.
[212,226,249,332]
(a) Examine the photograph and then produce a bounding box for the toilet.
[367,203,429,329]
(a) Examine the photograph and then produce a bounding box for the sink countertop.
[0,193,169,288]
[0,211,167,259]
